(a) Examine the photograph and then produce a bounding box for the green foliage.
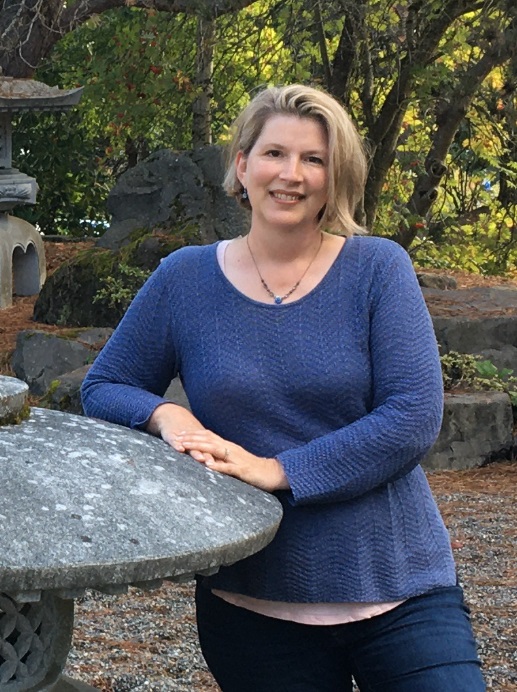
[441,351,483,390]
[441,351,517,412]
[93,263,150,311]
[12,110,111,236]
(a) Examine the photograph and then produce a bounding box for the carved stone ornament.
[0,174,38,210]
[0,184,31,200]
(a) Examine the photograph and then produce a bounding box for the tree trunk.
[192,16,216,148]
[330,0,367,104]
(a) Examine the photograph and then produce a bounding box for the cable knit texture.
[81,235,457,603]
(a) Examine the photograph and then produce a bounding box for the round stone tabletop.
[0,408,283,597]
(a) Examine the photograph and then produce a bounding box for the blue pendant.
[274,296,283,304]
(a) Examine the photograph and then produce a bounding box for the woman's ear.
[236,151,247,186]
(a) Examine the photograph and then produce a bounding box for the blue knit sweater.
[81,235,456,603]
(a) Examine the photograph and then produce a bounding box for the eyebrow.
[262,142,327,156]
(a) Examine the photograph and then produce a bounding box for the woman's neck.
[246,226,325,264]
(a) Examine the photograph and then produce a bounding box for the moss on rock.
[34,227,198,328]
[0,403,30,427]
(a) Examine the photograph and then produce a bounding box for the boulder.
[11,329,112,396]
[42,364,91,415]
[42,366,191,417]
[423,391,514,471]
[97,147,249,251]
[35,148,243,328]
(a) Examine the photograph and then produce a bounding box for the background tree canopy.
[2,0,517,274]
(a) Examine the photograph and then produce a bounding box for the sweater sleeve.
[81,257,178,429]
[277,244,443,506]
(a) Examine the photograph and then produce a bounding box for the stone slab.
[432,314,517,374]
[423,391,514,471]
[432,315,517,353]
[425,286,517,316]
[0,408,282,595]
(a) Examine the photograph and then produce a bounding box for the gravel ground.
[64,462,517,691]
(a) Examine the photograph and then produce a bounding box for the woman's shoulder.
[345,234,412,276]
[348,234,408,261]
[156,242,217,277]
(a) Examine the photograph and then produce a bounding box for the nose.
[279,155,303,182]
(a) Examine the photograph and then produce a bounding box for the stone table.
[0,376,283,691]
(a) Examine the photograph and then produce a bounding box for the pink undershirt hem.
[212,590,404,625]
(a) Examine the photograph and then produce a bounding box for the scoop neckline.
[213,235,353,308]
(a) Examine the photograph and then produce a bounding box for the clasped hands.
[147,402,289,493]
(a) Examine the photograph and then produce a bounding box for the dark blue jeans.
[195,583,486,691]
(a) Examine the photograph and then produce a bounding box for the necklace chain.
[246,233,324,305]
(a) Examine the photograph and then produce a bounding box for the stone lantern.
[0,76,83,309]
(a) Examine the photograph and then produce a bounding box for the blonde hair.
[223,84,367,236]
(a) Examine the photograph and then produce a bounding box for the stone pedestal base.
[48,675,99,691]
[0,213,46,309]
[0,592,74,691]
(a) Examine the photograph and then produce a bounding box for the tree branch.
[0,0,257,77]
[369,0,474,147]
[59,0,257,32]
[395,15,517,247]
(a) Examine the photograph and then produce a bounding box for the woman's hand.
[172,430,290,493]
[146,403,215,463]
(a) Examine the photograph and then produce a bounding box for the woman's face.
[236,114,329,234]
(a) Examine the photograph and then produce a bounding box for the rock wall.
[11,328,516,472]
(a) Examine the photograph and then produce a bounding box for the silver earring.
[241,188,248,201]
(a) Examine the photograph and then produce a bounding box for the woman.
[81,85,485,691]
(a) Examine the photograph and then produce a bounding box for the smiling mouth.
[270,192,305,201]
